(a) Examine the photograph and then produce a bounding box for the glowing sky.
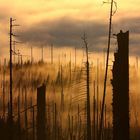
[0,0,140,59]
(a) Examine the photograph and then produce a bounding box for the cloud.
[18,17,140,55]
[18,17,108,51]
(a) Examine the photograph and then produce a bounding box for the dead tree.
[51,44,53,64]
[60,65,64,112]
[82,33,91,140]
[24,87,28,140]
[37,84,46,140]
[96,59,99,138]
[2,59,6,119]
[93,81,96,140]
[98,0,117,139]
[111,30,129,140]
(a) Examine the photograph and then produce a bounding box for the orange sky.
[0,0,139,22]
[0,0,140,59]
